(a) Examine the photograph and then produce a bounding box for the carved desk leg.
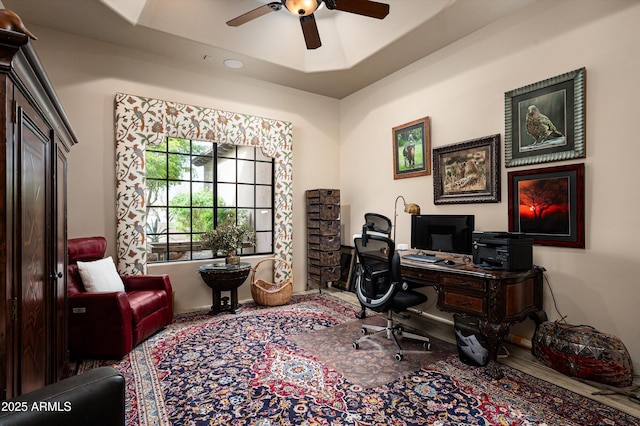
[482,322,510,380]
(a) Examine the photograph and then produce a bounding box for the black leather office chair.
[352,232,432,360]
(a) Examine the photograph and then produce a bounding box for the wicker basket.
[250,257,293,306]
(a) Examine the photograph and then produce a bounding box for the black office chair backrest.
[353,234,399,312]
[363,212,392,237]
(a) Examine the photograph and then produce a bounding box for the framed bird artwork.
[504,68,586,167]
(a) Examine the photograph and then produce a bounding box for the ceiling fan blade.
[300,15,321,49]
[328,0,390,19]
[226,2,282,27]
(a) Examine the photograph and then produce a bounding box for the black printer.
[472,232,534,271]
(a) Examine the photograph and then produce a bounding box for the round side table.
[199,262,251,315]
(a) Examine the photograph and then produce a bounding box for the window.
[145,137,274,263]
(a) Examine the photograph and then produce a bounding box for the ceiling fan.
[226,0,390,50]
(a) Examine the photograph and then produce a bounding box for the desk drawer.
[440,290,486,315]
[441,275,487,292]
[402,266,438,285]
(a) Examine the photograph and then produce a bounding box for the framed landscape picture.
[432,134,501,204]
[392,117,430,179]
[508,163,585,248]
[504,67,586,167]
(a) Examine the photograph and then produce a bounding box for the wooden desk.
[401,255,546,378]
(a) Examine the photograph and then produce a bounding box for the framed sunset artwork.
[508,163,584,248]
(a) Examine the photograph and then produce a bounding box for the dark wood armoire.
[0,23,78,399]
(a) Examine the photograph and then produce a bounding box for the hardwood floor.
[309,287,640,419]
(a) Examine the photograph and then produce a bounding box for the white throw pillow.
[77,256,125,293]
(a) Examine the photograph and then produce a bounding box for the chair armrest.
[0,367,124,426]
[122,274,172,294]
[68,292,132,325]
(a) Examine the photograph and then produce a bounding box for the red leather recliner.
[67,236,173,359]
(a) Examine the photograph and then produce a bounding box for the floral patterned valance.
[114,93,293,279]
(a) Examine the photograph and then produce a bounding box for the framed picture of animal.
[392,116,430,179]
[432,134,501,204]
[504,67,586,167]
[508,163,585,248]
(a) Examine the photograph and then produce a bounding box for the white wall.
[24,26,340,313]
[340,0,640,373]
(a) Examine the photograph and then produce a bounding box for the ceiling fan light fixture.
[284,0,319,16]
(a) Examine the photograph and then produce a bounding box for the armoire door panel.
[53,142,68,381]
[18,107,50,395]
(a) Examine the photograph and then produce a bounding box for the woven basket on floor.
[250,257,293,306]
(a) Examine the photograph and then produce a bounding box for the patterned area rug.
[78,293,639,425]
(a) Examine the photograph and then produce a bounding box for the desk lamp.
[393,195,420,242]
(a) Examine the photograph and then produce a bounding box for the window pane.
[256,209,272,231]
[168,184,190,206]
[147,181,168,206]
[192,156,213,182]
[192,208,214,233]
[218,144,235,158]
[217,183,236,206]
[237,146,255,160]
[167,153,190,182]
[192,246,213,260]
[148,234,168,263]
[164,234,193,262]
[146,151,167,179]
[191,181,213,197]
[149,139,167,153]
[256,231,273,253]
[240,245,255,255]
[168,137,190,154]
[147,207,168,239]
[217,158,236,182]
[237,159,255,184]
[192,189,214,208]
[217,207,236,225]
[169,207,191,232]
[238,184,255,207]
[192,140,213,155]
[256,148,270,162]
[238,209,252,228]
[256,162,272,185]
[256,186,272,208]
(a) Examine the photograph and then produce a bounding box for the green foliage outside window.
[169,191,243,234]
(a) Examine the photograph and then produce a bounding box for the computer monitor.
[410,214,475,255]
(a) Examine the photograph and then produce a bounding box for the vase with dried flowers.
[200,222,256,265]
